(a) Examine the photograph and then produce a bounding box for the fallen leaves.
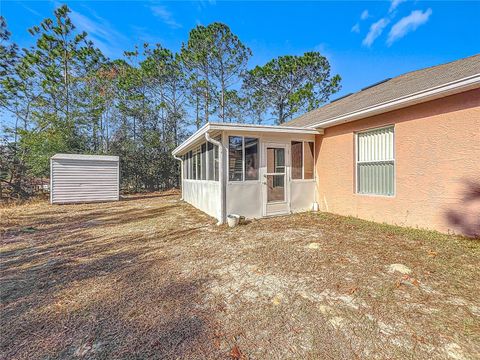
[230,344,246,360]
[348,286,359,295]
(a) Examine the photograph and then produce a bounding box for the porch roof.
[172,122,322,156]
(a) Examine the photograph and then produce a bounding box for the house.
[172,55,480,235]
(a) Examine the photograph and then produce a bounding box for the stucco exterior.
[314,89,480,235]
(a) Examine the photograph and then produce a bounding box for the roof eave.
[308,74,480,130]
[172,122,322,156]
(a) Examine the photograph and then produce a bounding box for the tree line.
[0,5,340,199]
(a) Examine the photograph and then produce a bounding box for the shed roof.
[51,154,119,162]
[284,54,480,129]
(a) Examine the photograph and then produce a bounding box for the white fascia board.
[208,122,321,134]
[308,74,480,129]
[172,122,322,156]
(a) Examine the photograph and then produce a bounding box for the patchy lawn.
[1,192,479,359]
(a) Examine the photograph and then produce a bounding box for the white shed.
[50,154,120,204]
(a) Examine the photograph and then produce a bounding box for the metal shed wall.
[50,154,119,204]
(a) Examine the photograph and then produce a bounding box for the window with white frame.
[356,126,395,196]
[229,136,259,181]
[291,141,315,180]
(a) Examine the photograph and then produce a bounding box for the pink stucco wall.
[315,88,480,235]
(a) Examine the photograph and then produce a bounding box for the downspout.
[205,132,225,225]
[173,154,183,200]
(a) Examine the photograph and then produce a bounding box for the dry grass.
[1,192,479,359]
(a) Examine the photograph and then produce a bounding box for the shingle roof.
[284,54,480,128]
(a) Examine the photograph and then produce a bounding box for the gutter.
[205,132,225,225]
[308,74,480,129]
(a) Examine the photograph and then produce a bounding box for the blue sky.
[2,1,479,99]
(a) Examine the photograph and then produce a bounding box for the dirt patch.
[1,192,479,359]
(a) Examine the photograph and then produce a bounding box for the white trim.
[308,74,480,129]
[173,122,322,156]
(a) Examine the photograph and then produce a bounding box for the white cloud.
[387,9,432,45]
[361,10,370,20]
[150,5,182,29]
[351,23,360,33]
[389,0,407,13]
[69,8,128,57]
[362,18,390,47]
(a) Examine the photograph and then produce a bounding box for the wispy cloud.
[20,2,41,17]
[69,8,129,58]
[389,0,407,13]
[387,9,432,45]
[361,10,370,20]
[351,9,370,34]
[150,5,182,29]
[362,18,390,47]
[351,23,360,33]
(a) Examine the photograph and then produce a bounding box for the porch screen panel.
[196,149,201,180]
[183,154,188,179]
[357,126,394,196]
[244,137,259,180]
[189,151,193,179]
[201,143,207,180]
[214,144,219,181]
[291,141,302,179]
[192,150,197,180]
[207,142,214,180]
[229,136,243,181]
[304,142,314,179]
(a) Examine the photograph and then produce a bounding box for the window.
[356,126,395,196]
[229,136,259,181]
[291,141,315,180]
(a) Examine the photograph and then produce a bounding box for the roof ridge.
[390,53,480,81]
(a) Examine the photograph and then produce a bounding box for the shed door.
[263,143,290,216]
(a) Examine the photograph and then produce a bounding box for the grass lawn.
[1,192,479,359]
